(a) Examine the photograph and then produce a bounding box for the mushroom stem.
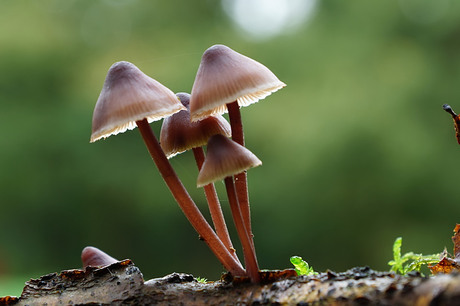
[192,147,238,260]
[226,101,254,244]
[136,118,245,277]
[224,175,260,283]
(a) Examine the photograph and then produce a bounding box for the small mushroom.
[90,61,185,143]
[91,61,245,277]
[81,246,118,268]
[190,44,286,249]
[197,134,262,187]
[189,45,286,122]
[160,92,237,260]
[197,134,262,283]
[160,93,231,158]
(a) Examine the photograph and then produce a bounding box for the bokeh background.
[1,0,459,296]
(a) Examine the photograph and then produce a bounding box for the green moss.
[388,237,440,275]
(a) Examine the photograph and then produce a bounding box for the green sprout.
[196,277,208,283]
[388,237,440,275]
[290,256,318,276]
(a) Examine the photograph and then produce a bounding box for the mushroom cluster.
[90,45,285,283]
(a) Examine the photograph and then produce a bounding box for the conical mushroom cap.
[190,44,286,121]
[91,61,185,142]
[160,93,231,158]
[197,134,262,187]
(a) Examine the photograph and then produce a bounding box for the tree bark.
[2,260,460,305]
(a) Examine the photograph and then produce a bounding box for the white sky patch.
[222,0,317,41]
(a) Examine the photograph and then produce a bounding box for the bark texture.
[2,261,460,305]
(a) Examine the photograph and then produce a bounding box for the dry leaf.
[453,223,460,260]
[443,104,460,145]
[429,224,460,274]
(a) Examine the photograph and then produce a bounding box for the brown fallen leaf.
[453,223,460,260]
[429,224,460,274]
[428,257,460,275]
[0,296,19,306]
[443,104,460,145]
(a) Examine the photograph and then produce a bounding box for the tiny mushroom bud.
[160,92,237,260]
[81,246,118,268]
[91,62,245,277]
[190,44,286,247]
[197,134,262,283]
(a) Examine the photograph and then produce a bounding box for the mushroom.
[160,92,232,158]
[190,44,286,251]
[90,62,185,143]
[91,61,245,277]
[81,246,118,268]
[160,92,237,260]
[197,134,262,283]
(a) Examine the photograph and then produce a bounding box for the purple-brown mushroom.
[81,246,118,268]
[160,92,237,260]
[197,134,262,283]
[91,61,245,277]
[160,93,231,158]
[189,45,285,248]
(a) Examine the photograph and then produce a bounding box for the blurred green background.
[1,0,459,296]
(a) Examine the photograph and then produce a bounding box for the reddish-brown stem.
[226,101,254,243]
[224,176,260,283]
[234,172,250,235]
[192,147,238,260]
[136,119,245,277]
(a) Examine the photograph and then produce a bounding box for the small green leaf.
[393,237,402,262]
[290,256,317,276]
[196,277,207,283]
[388,237,403,274]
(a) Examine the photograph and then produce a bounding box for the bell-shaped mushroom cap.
[81,246,118,268]
[160,93,232,158]
[90,61,185,142]
[190,44,286,121]
[197,134,262,187]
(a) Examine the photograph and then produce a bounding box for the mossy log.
[2,260,460,305]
